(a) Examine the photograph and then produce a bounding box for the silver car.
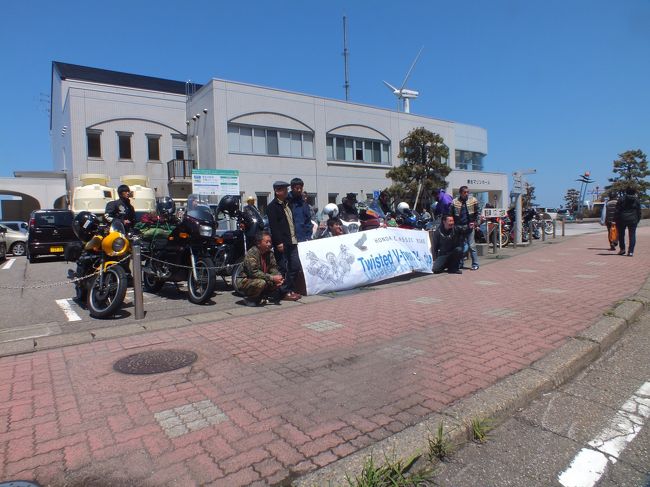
[0,226,7,261]
[0,220,28,234]
[0,223,27,256]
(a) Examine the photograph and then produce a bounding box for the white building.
[50,61,507,213]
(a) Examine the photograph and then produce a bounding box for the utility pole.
[343,15,350,101]
[513,169,536,245]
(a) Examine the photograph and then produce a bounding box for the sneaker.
[609,246,616,251]
[243,298,259,307]
[471,264,479,271]
[618,250,626,256]
[628,252,633,257]
[282,292,301,301]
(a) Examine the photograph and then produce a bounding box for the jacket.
[615,194,641,226]
[240,246,280,283]
[265,198,295,248]
[105,197,135,229]
[451,196,480,233]
[289,193,313,242]
[434,191,453,217]
[432,224,462,256]
[602,199,617,225]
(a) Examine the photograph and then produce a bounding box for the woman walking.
[615,187,642,257]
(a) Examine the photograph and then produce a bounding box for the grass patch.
[346,453,432,487]
[427,422,453,461]
[469,417,493,443]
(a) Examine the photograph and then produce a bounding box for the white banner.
[482,208,508,218]
[297,227,433,295]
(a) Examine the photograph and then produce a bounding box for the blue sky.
[1,0,648,207]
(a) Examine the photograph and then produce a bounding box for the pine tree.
[564,188,580,212]
[385,127,451,209]
[522,183,536,209]
[606,149,649,199]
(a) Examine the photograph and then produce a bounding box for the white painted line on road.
[515,268,538,273]
[558,381,650,487]
[1,258,16,270]
[55,298,82,322]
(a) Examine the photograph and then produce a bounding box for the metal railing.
[166,159,196,181]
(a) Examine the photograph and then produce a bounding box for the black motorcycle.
[141,195,217,304]
[210,195,263,294]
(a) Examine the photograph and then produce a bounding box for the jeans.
[433,248,462,273]
[275,243,302,294]
[616,223,637,254]
[460,229,479,267]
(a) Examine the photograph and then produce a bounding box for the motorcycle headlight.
[112,237,126,253]
[199,224,213,237]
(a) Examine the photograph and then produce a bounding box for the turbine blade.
[400,46,424,91]
[383,80,399,93]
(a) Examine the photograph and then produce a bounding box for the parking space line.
[558,380,650,487]
[1,258,16,270]
[55,298,82,322]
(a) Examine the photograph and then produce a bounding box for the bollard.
[552,220,556,239]
[528,222,534,245]
[491,222,498,254]
[561,219,565,237]
[131,239,145,320]
[541,222,546,242]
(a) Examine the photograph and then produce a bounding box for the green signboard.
[191,169,240,196]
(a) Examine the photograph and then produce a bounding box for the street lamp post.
[513,169,536,245]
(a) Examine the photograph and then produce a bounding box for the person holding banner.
[432,215,464,274]
[237,232,284,306]
[265,181,302,301]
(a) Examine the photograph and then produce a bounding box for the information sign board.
[482,208,508,218]
[191,169,240,196]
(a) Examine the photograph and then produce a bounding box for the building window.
[118,132,132,160]
[326,136,390,165]
[228,123,314,158]
[328,193,338,204]
[455,150,485,171]
[256,193,269,214]
[87,130,102,158]
[147,135,160,161]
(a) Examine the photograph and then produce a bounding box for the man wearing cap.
[289,178,313,242]
[338,193,359,221]
[265,181,301,301]
[105,184,136,230]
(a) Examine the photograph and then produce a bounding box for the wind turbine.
[383,46,424,114]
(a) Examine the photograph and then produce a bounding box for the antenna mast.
[343,15,350,101]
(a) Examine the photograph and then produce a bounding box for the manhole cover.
[0,482,42,487]
[113,349,197,375]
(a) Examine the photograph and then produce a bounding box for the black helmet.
[72,211,100,242]
[156,196,176,217]
[217,195,239,216]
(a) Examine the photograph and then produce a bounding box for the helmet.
[72,211,100,242]
[217,195,239,216]
[322,203,339,219]
[396,202,411,215]
[156,196,176,217]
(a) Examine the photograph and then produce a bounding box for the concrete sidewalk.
[0,228,648,486]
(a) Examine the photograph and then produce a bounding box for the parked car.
[0,220,28,234]
[0,223,27,256]
[27,209,79,263]
[556,209,575,221]
[0,226,7,262]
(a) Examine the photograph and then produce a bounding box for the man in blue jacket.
[289,178,313,242]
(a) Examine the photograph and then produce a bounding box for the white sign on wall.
[192,169,240,196]
[298,227,433,295]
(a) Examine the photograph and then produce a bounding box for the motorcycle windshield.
[110,220,126,235]
[366,200,386,219]
[186,194,215,224]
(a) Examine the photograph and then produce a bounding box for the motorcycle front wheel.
[143,268,165,293]
[87,265,127,318]
[543,220,554,235]
[230,258,244,295]
[187,256,216,304]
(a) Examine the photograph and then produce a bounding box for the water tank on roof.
[71,174,115,214]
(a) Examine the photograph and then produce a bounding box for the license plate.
[50,246,64,253]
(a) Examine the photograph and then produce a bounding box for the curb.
[293,274,650,487]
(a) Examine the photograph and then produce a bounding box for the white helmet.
[322,203,339,219]
[396,202,410,215]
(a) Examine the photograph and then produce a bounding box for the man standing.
[338,193,359,221]
[432,188,453,218]
[265,181,301,300]
[432,215,463,274]
[615,187,642,257]
[289,178,313,242]
[451,186,480,270]
[105,184,136,230]
[237,232,284,306]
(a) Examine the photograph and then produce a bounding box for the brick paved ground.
[0,229,648,486]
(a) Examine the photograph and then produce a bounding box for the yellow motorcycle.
[68,212,130,318]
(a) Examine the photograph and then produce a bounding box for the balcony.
[167,159,196,182]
